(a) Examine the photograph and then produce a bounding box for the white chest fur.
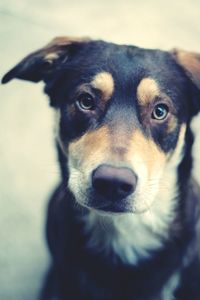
[83,177,178,265]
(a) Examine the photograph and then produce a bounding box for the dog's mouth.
[78,193,152,215]
[86,197,133,214]
[78,189,138,214]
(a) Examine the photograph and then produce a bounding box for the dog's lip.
[80,197,153,215]
[87,202,133,214]
[78,191,152,214]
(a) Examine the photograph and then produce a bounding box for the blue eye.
[152,104,169,120]
[76,93,95,111]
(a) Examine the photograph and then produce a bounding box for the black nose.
[92,164,137,200]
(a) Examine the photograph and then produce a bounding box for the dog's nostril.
[92,164,137,200]
[120,183,133,193]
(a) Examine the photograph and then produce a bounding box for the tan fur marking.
[168,124,186,161]
[46,36,90,47]
[137,78,160,106]
[68,126,110,170]
[92,72,114,102]
[172,49,200,88]
[127,130,166,176]
[167,117,177,133]
[43,36,90,63]
[44,53,59,63]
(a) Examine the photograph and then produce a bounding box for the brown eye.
[76,93,95,111]
[152,103,169,120]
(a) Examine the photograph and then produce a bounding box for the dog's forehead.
[67,41,187,95]
[78,43,164,71]
[46,41,189,109]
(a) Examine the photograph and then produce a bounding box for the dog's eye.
[152,104,169,120]
[76,93,95,111]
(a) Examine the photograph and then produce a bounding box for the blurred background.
[1,1,200,299]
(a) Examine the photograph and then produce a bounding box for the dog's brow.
[91,72,114,101]
[137,78,160,105]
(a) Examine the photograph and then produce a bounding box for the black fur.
[2,38,200,300]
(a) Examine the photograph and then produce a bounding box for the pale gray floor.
[1,1,200,299]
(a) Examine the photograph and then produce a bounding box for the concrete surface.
[1,1,200,299]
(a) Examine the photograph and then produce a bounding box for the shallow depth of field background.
[1,1,200,299]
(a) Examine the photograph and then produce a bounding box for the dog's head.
[2,37,200,214]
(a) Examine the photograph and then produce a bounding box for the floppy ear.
[2,36,90,84]
[171,48,200,89]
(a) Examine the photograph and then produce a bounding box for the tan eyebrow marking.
[91,72,114,102]
[137,78,160,105]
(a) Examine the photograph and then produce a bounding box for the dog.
[2,37,200,300]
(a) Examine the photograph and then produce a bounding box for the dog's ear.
[171,48,200,90]
[2,36,90,84]
[171,49,200,114]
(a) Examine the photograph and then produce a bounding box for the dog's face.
[2,37,200,214]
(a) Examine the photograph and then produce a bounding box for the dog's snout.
[92,164,137,199]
